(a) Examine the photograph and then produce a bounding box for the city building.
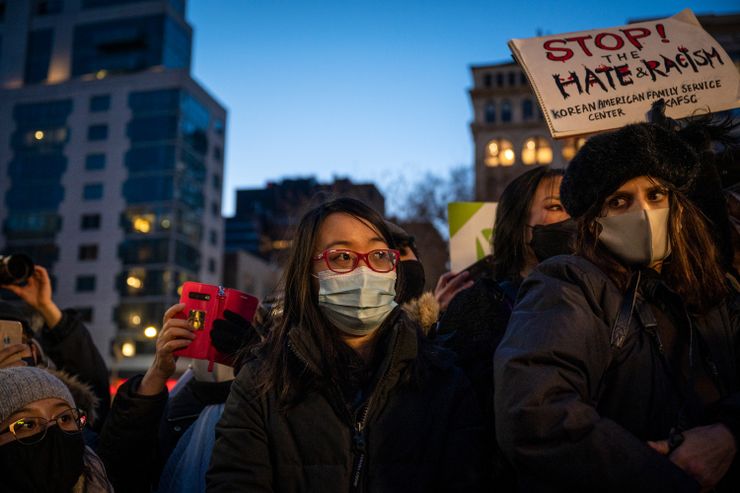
[470,12,740,201]
[0,0,227,374]
[225,177,385,264]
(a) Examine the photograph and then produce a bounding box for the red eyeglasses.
[313,249,400,274]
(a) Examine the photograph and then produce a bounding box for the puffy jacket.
[207,308,486,492]
[494,255,740,492]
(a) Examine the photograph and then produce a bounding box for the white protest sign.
[448,202,497,273]
[509,9,740,138]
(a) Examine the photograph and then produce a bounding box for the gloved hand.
[210,309,253,357]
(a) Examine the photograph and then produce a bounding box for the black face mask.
[0,426,85,493]
[396,260,426,305]
[530,218,577,262]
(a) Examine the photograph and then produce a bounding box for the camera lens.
[0,254,35,285]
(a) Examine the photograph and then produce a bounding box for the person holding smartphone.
[207,197,485,492]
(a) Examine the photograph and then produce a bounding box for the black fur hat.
[560,123,701,219]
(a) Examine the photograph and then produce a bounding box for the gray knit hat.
[0,367,76,422]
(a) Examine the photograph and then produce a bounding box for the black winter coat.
[206,309,486,492]
[99,374,232,492]
[494,255,740,492]
[39,309,111,431]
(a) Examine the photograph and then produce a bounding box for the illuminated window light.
[133,216,152,233]
[34,130,45,140]
[131,314,141,325]
[160,218,171,229]
[126,276,143,289]
[121,341,136,357]
[95,70,108,80]
[485,138,515,167]
[143,326,157,338]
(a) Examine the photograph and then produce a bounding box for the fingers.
[163,303,186,324]
[434,271,456,290]
[0,344,28,368]
[647,440,670,455]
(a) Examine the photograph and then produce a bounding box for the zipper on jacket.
[349,327,402,491]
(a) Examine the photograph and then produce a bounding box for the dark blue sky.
[187,1,739,216]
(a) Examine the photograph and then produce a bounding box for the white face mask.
[317,266,398,336]
[597,208,671,266]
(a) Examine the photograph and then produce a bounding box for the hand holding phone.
[173,282,259,369]
[0,320,25,368]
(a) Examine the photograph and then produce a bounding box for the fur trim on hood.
[401,292,440,335]
[48,369,100,425]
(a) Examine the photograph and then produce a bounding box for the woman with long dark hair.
[436,165,571,486]
[494,122,740,492]
[207,197,485,492]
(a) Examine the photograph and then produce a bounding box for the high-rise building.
[0,0,227,374]
[225,177,386,263]
[470,12,740,201]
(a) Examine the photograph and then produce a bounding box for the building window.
[76,275,96,292]
[522,136,553,165]
[522,99,534,121]
[73,307,93,323]
[87,124,108,141]
[561,137,588,161]
[85,153,106,170]
[484,102,496,124]
[211,201,220,217]
[24,29,53,84]
[208,258,216,274]
[483,73,492,88]
[83,183,104,200]
[81,213,101,230]
[508,72,516,86]
[213,119,225,136]
[501,100,512,123]
[78,244,98,261]
[496,73,504,87]
[520,72,528,86]
[212,173,221,190]
[89,94,110,112]
[0,2,6,22]
[213,145,222,161]
[485,139,515,167]
[209,229,218,246]
[34,0,63,15]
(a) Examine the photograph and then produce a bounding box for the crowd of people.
[1,114,739,492]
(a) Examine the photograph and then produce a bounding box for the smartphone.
[173,282,259,368]
[0,320,24,364]
[461,255,495,281]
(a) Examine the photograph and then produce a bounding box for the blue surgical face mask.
[317,266,398,336]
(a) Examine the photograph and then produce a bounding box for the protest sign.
[509,9,740,138]
[448,202,497,273]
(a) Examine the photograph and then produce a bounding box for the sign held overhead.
[509,9,740,138]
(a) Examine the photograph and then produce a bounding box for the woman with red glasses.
[207,197,486,492]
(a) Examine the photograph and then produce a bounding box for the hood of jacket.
[49,369,100,425]
[401,292,439,335]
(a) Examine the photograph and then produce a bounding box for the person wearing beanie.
[0,265,111,433]
[494,122,740,492]
[0,366,113,492]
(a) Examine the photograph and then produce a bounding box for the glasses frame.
[0,407,87,445]
[313,248,400,274]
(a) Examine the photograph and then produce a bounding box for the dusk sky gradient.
[186,1,739,216]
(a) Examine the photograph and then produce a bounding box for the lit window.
[522,136,553,165]
[132,214,155,233]
[561,137,588,161]
[522,99,534,121]
[143,326,157,338]
[485,139,515,167]
[121,341,136,357]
